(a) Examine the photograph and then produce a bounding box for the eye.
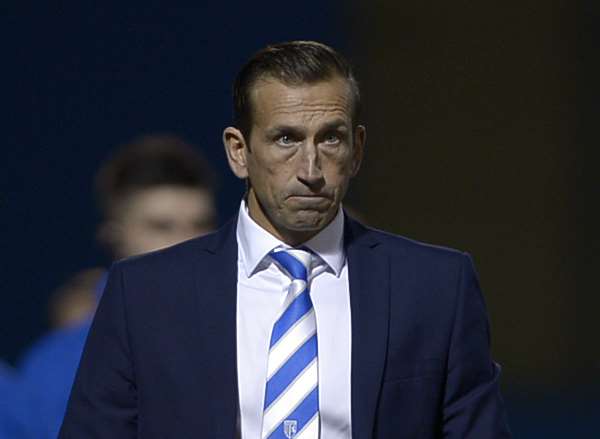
[321,131,343,147]
[324,133,340,145]
[275,134,300,147]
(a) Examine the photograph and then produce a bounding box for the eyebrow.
[265,125,304,139]
[318,119,350,133]
[265,119,350,138]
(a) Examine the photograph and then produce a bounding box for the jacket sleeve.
[442,253,512,438]
[59,263,137,438]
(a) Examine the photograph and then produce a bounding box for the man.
[19,135,217,439]
[60,41,511,438]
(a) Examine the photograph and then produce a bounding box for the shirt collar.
[236,199,345,278]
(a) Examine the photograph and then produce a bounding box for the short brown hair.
[232,41,361,139]
[95,134,215,217]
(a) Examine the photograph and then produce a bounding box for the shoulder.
[346,218,483,325]
[112,216,237,278]
[101,218,237,311]
[346,216,469,268]
[344,216,476,295]
[109,217,237,285]
[116,234,212,272]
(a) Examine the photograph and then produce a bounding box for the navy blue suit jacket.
[59,215,511,438]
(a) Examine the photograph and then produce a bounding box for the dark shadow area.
[348,1,595,436]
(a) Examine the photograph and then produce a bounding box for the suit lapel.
[193,217,239,438]
[346,217,390,439]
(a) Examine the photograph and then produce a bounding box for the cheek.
[247,166,283,205]
[247,153,279,182]
[324,157,354,181]
[253,162,293,188]
[324,147,354,167]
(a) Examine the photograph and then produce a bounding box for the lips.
[287,195,331,202]
[287,194,332,209]
[287,193,332,199]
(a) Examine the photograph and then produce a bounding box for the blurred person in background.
[18,134,218,439]
[47,268,105,330]
[94,134,217,259]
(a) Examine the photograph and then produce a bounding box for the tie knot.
[270,248,312,281]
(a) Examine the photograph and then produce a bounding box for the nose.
[297,142,325,190]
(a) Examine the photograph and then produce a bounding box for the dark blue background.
[2,3,345,363]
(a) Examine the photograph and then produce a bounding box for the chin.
[287,210,332,231]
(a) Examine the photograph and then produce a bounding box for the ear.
[223,126,250,179]
[351,124,366,177]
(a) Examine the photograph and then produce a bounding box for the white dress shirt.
[236,200,352,439]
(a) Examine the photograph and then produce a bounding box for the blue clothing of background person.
[0,361,30,439]
[17,268,107,439]
[18,322,92,439]
[17,272,104,439]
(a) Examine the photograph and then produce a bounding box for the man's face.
[224,77,365,245]
[107,185,216,258]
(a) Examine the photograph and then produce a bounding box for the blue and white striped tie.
[261,248,319,439]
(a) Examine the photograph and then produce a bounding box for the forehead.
[250,78,353,127]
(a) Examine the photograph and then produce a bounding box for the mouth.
[286,194,332,210]
[289,194,327,198]
[287,194,332,201]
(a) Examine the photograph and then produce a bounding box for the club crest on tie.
[283,419,298,438]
